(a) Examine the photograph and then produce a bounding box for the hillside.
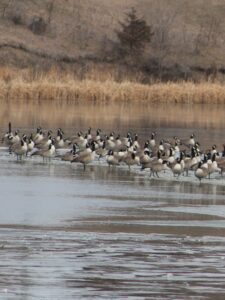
[1,0,225,80]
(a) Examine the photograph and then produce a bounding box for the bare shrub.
[29,16,47,35]
[11,13,22,25]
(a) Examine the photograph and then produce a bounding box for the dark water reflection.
[0,100,225,299]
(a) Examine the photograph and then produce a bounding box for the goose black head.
[144,149,150,156]
[22,134,27,142]
[203,154,208,163]
[151,132,156,139]
[180,151,185,160]
[207,152,211,160]
[91,142,95,151]
[198,161,202,168]
[157,150,162,159]
[72,143,77,150]
[222,144,225,157]
[212,153,216,162]
[108,149,113,155]
[144,140,149,148]
[57,128,64,136]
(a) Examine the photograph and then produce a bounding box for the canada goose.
[7,130,20,148]
[141,150,163,171]
[55,132,71,149]
[56,128,63,142]
[77,133,88,150]
[36,134,54,150]
[188,134,196,147]
[70,131,84,145]
[96,140,107,160]
[149,132,156,149]
[96,138,104,149]
[195,161,209,182]
[217,159,225,176]
[106,150,120,166]
[34,128,45,144]
[35,130,52,147]
[207,153,220,179]
[109,131,115,141]
[174,142,180,156]
[114,149,128,162]
[105,135,116,150]
[181,134,196,148]
[2,122,12,144]
[12,136,28,160]
[137,141,150,159]
[121,132,131,148]
[123,152,140,170]
[61,144,77,162]
[183,146,200,176]
[71,141,96,170]
[27,134,35,154]
[143,140,150,151]
[158,140,164,152]
[139,149,151,165]
[114,134,122,149]
[94,128,102,142]
[150,160,169,178]
[159,147,175,164]
[31,140,56,162]
[141,160,168,178]
[170,158,183,178]
[211,144,218,156]
[86,127,92,141]
[133,134,140,150]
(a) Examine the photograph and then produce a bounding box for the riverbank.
[0,67,225,103]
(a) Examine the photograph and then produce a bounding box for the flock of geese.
[2,122,225,182]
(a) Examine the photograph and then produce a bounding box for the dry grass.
[0,66,225,103]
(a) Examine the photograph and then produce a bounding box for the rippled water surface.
[1,100,225,299]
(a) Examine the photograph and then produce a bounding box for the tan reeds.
[0,66,225,103]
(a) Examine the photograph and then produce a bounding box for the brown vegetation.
[0,66,225,103]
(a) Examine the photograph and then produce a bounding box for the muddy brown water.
[0,100,225,299]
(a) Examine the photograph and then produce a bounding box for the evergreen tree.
[116,8,154,57]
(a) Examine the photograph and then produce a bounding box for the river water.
[0,100,225,299]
